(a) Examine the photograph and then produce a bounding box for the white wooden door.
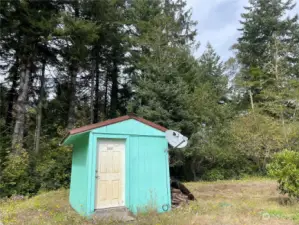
[95,139,125,209]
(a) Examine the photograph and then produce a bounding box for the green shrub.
[0,138,72,197]
[0,148,35,197]
[267,150,299,199]
[202,168,225,181]
[36,138,72,190]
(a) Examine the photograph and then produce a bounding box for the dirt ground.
[1,178,298,225]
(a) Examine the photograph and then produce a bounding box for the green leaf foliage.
[0,0,299,197]
[0,148,34,197]
[267,150,299,199]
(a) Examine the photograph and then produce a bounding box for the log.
[172,188,182,194]
[175,195,188,202]
[171,179,196,200]
[170,179,196,207]
[171,199,181,204]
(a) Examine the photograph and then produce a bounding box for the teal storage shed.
[62,115,171,216]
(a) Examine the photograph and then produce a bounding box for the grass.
[1,178,299,225]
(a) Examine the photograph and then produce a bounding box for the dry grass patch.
[0,179,298,225]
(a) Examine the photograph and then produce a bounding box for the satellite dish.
[165,130,188,149]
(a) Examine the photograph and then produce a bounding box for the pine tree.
[237,0,298,69]
[235,0,299,114]
[56,0,98,129]
[81,0,128,121]
[232,0,299,173]
[198,43,227,97]
[0,0,61,149]
[128,0,197,134]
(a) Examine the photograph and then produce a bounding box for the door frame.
[87,133,130,214]
[95,138,126,209]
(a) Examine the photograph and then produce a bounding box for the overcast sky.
[186,0,299,61]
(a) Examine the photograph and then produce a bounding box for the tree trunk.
[191,158,203,181]
[109,55,118,118]
[67,0,79,129]
[34,59,46,154]
[67,63,77,130]
[90,59,95,124]
[12,62,30,149]
[249,89,254,111]
[274,34,279,81]
[93,53,100,123]
[281,109,288,145]
[5,59,19,131]
[0,84,3,117]
[191,164,197,181]
[103,71,109,118]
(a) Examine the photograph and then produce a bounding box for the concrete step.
[94,206,135,222]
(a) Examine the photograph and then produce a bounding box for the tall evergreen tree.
[56,0,98,129]
[232,0,299,173]
[185,45,233,180]
[198,43,227,97]
[81,0,128,121]
[128,0,197,133]
[235,0,299,114]
[0,0,61,149]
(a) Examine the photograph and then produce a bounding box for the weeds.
[0,179,298,225]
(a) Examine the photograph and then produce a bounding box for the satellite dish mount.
[165,130,188,152]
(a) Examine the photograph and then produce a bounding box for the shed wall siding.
[128,136,170,214]
[69,134,89,215]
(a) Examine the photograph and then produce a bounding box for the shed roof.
[61,114,167,144]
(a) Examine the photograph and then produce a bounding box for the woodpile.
[170,179,195,208]
[171,188,188,207]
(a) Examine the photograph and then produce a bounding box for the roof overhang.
[60,114,167,145]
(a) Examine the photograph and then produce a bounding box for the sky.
[186,0,299,61]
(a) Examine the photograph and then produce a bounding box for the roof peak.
[68,114,167,136]
[128,112,137,117]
